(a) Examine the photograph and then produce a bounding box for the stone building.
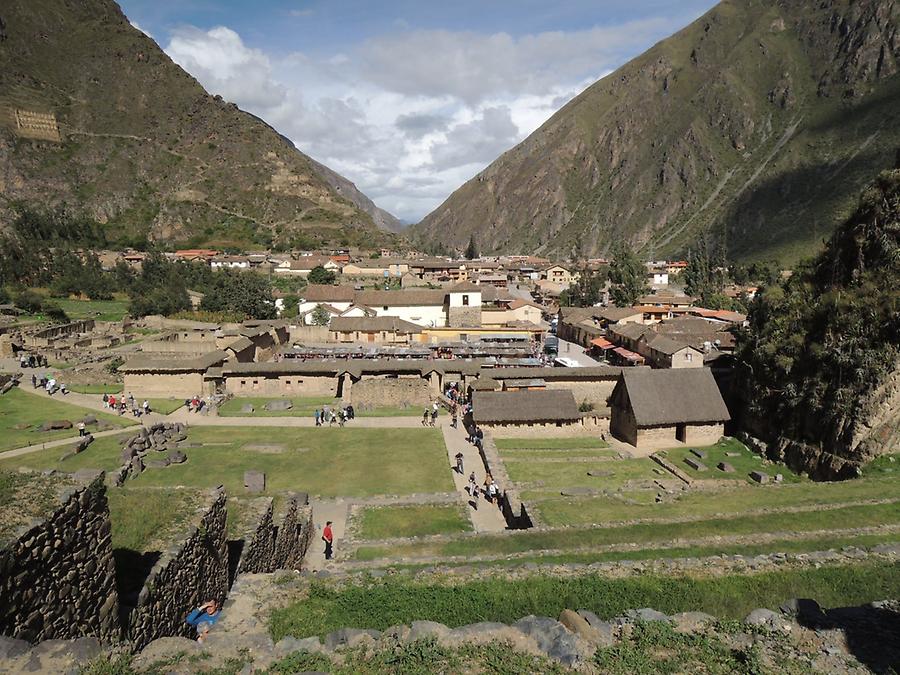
[472,389,582,429]
[120,351,228,398]
[609,368,730,447]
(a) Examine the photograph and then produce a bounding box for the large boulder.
[39,420,73,432]
[168,450,187,464]
[514,615,582,667]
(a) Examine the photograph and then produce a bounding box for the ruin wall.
[0,471,121,644]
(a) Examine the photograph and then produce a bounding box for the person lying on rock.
[185,599,221,642]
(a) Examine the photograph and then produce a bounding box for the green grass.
[269,561,900,639]
[355,504,472,539]
[369,531,900,572]
[495,437,610,450]
[42,296,130,322]
[146,399,184,415]
[355,501,900,561]
[1,426,453,498]
[68,384,122,395]
[107,487,201,553]
[662,438,803,484]
[530,473,897,527]
[0,388,135,452]
[218,396,337,417]
[0,470,68,541]
[505,457,658,491]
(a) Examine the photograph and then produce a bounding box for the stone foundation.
[0,472,121,644]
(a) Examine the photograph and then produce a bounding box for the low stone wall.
[350,377,431,408]
[128,489,229,651]
[0,471,121,644]
[272,495,313,570]
[488,416,609,439]
[236,498,276,575]
[479,433,532,529]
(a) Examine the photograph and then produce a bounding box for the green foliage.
[311,303,332,325]
[200,270,276,320]
[308,265,336,285]
[77,653,134,675]
[465,234,479,260]
[14,289,44,314]
[608,244,648,307]
[737,168,900,451]
[126,251,191,317]
[269,562,900,640]
[49,252,113,300]
[559,266,606,307]
[683,236,727,307]
[41,301,70,323]
[0,287,9,304]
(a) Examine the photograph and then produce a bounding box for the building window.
[462,294,469,306]
[383,305,389,310]
[685,353,693,362]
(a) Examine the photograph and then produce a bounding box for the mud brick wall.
[128,490,228,651]
[0,472,121,644]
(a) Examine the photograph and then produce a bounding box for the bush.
[14,290,43,314]
[41,302,69,323]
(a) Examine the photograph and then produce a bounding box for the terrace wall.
[123,372,205,398]
[128,490,228,651]
[235,498,276,575]
[272,496,313,570]
[224,374,338,398]
[0,472,121,644]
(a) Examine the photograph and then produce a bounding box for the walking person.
[77,421,86,437]
[430,406,438,427]
[422,408,430,427]
[455,451,464,475]
[315,409,321,427]
[322,521,334,560]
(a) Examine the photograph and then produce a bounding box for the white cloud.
[130,20,153,39]
[162,18,683,222]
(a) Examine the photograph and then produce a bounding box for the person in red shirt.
[322,521,334,560]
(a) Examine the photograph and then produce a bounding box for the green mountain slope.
[0,0,395,250]
[410,0,900,264]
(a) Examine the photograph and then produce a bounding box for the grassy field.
[0,470,69,541]
[355,501,900,561]
[0,388,135,452]
[107,487,201,553]
[269,561,900,639]
[355,504,471,539]
[68,384,122,395]
[218,397,337,417]
[662,438,803,484]
[28,294,131,322]
[505,456,659,491]
[0,426,453,498]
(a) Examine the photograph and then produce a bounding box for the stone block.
[244,470,266,493]
[690,449,707,459]
[684,457,707,471]
[264,400,293,412]
[147,459,170,469]
[775,473,783,483]
[717,462,735,473]
[749,471,769,484]
[168,450,187,464]
[39,420,73,432]
[324,628,381,650]
[560,487,598,496]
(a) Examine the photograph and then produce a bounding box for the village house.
[666,261,688,276]
[210,255,251,270]
[329,316,422,344]
[172,249,218,262]
[472,389,583,430]
[274,256,342,277]
[609,368,730,447]
[541,264,576,286]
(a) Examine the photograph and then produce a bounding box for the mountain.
[307,157,405,233]
[410,0,900,264]
[736,161,900,479]
[0,0,397,250]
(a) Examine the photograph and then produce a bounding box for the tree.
[14,290,43,314]
[465,235,478,260]
[683,236,727,305]
[311,304,331,326]
[127,250,191,317]
[608,244,648,307]
[308,266,336,285]
[200,271,276,320]
[559,266,606,307]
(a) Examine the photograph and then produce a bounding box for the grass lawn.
[107,487,201,553]
[0,470,69,541]
[47,296,130,322]
[147,399,184,415]
[0,388,135,452]
[355,501,900,561]
[505,457,658,491]
[269,561,900,639]
[495,437,610,450]
[1,426,453,498]
[355,504,471,539]
[356,406,427,417]
[68,384,122,395]
[218,396,337,417]
[662,438,803,484]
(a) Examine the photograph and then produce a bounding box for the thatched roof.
[356,289,447,307]
[119,350,228,373]
[473,389,580,423]
[488,366,630,381]
[302,285,356,303]
[614,368,730,426]
[330,316,422,334]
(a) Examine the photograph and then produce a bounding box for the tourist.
[450,406,458,429]
[77,421,86,437]
[315,409,321,426]
[322,520,334,560]
[455,451,464,475]
[142,400,150,415]
[475,427,484,451]
[31,374,37,389]
[346,404,355,420]
[102,393,109,407]
[60,383,68,395]
[430,406,438,426]
[185,600,221,643]
[470,479,479,510]
[483,474,494,503]
[422,408,430,427]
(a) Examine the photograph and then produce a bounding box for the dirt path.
[440,420,507,533]
[303,499,350,572]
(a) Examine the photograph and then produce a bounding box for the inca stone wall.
[236,498,276,575]
[128,489,228,651]
[272,495,313,571]
[0,471,121,644]
[350,377,431,408]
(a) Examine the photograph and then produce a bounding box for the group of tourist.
[103,392,151,417]
[19,353,48,369]
[31,373,66,395]
[314,405,354,426]
[185,396,205,413]
[421,401,440,427]
[467,471,501,510]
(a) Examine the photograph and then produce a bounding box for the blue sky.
[120,0,717,221]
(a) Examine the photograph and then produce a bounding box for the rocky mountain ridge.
[411,0,900,263]
[0,0,397,249]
